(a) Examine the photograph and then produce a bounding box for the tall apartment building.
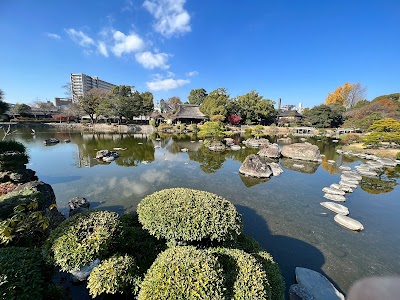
[70,73,116,102]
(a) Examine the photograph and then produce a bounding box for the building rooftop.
[173,104,207,119]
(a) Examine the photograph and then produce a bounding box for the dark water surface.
[8,128,400,296]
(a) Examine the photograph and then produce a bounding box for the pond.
[7,127,400,296]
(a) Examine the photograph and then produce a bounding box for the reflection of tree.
[188,146,227,174]
[359,176,397,194]
[239,173,269,188]
[320,158,339,175]
[385,166,400,179]
[76,134,155,167]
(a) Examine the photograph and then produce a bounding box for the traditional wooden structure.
[172,104,207,124]
[276,110,303,126]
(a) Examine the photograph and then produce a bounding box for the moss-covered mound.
[137,188,242,244]
[87,255,141,298]
[138,246,225,300]
[44,210,120,271]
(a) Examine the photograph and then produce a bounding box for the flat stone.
[334,215,364,231]
[295,267,345,300]
[269,162,284,177]
[322,187,345,196]
[320,202,349,215]
[289,284,315,300]
[327,160,336,164]
[323,193,346,202]
[339,166,351,171]
[339,181,357,189]
[281,143,321,162]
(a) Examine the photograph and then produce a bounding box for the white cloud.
[65,28,95,47]
[143,0,191,37]
[112,31,144,56]
[135,51,169,69]
[45,33,61,40]
[97,42,109,57]
[147,78,190,91]
[186,71,198,77]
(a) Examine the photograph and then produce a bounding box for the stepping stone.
[339,181,357,189]
[334,215,364,231]
[339,185,353,193]
[320,202,349,215]
[327,160,336,164]
[324,193,346,202]
[295,267,345,300]
[340,175,360,183]
[322,187,345,196]
[339,166,351,171]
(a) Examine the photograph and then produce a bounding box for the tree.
[32,100,56,116]
[76,88,110,124]
[61,82,72,98]
[228,114,242,125]
[363,118,400,146]
[0,89,9,115]
[14,103,32,117]
[166,97,181,113]
[200,88,229,117]
[325,82,366,108]
[303,104,338,128]
[141,91,154,115]
[234,90,276,125]
[188,88,207,105]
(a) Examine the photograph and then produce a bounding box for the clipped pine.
[138,246,225,300]
[137,188,242,244]
[0,140,29,171]
[210,248,272,300]
[87,255,141,298]
[48,210,120,272]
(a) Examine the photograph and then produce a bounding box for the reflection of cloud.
[140,169,168,183]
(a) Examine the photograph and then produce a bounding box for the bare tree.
[345,83,367,108]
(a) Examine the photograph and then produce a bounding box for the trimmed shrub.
[47,210,120,271]
[138,246,225,300]
[0,247,50,300]
[210,247,272,300]
[87,255,141,298]
[137,188,242,244]
[0,140,29,171]
[0,140,26,153]
[341,133,361,145]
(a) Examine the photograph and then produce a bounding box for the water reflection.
[280,158,319,174]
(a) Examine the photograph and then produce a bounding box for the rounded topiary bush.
[46,210,120,271]
[0,140,29,171]
[137,188,242,244]
[0,247,51,300]
[138,246,225,300]
[87,255,141,298]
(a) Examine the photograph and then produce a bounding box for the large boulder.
[258,143,281,158]
[239,155,273,178]
[243,138,269,148]
[0,168,37,184]
[209,140,226,151]
[0,181,56,220]
[281,143,322,162]
[68,196,90,217]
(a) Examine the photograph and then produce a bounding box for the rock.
[289,284,315,300]
[208,141,226,151]
[257,143,281,158]
[70,259,101,282]
[327,160,336,164]
[295,267,345,300]
[281,143,322,162]
[339,181,357,189]
[322,187,345,196]
[224,138,234,146]
[244,138,269,148]
[239,154,273,178]
[320,202,349,215]
[180,148,189,152]
[339,166,351,171]
[103,156,115,162]
[0,168,37,184]
[340,175,359,184]
[323,193,346,202]
[341,171,362,180]
[230,145,241,150]
[269,162,284,177]
[377,158,397,167]
[44,138,60,145]
[334,215,364,231]
[281,158,319,174]
[339,185,353,193]
[277,137,292,144]
[68,197,90,217]
[96,150,110,159]
[356,170,378,177]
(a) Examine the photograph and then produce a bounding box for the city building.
[70,73,116,102]
[54,97,72,108]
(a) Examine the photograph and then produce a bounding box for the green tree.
[198,121,226,139]
[0,89,9,115]
[141,91,154,115]
[200,88,229,117]
[188,88,207,105]
[235,91,275,124]
[303,104,340,128]
[14,103,32,117]
[76,88,110,124]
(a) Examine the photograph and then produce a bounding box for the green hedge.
[0,247,50,300]
[210,247,272,300]
[87,255,141,298]
[138,246,225,300]
[137,188,242,244]
[44,210,120,271]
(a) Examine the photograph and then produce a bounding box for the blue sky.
[1,0,399,108]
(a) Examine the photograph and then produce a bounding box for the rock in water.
[239,154,273,178]
[295,267,345,300]
[334,215,364,231]
[257,143,281,158]
[320,202,349,215]
[323,193,346,202]
[269,162,284,176]
[289,284,315,300]
[322,187,345,196]
[281,143,322,162]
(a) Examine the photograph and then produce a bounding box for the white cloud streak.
[45,33,61,40]
[97,42,109,57]
[186,71,198,77]
[147,78,190,91]
[135,51,169,69]
[143,0,191,37]
[65,28,95,47]
[112,31,144,56]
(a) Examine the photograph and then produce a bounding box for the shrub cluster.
[47,210,120,271]
[137,188,242,244]
[87,255,141,298]
[138,246,225,300]
[0,140,29,171]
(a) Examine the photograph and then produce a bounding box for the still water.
[8,128,400,295]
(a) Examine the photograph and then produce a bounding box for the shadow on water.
[236,205,345,298]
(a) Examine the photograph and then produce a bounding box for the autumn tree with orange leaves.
[325,82,366,108]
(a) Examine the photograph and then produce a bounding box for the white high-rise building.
[70,73,116,102]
